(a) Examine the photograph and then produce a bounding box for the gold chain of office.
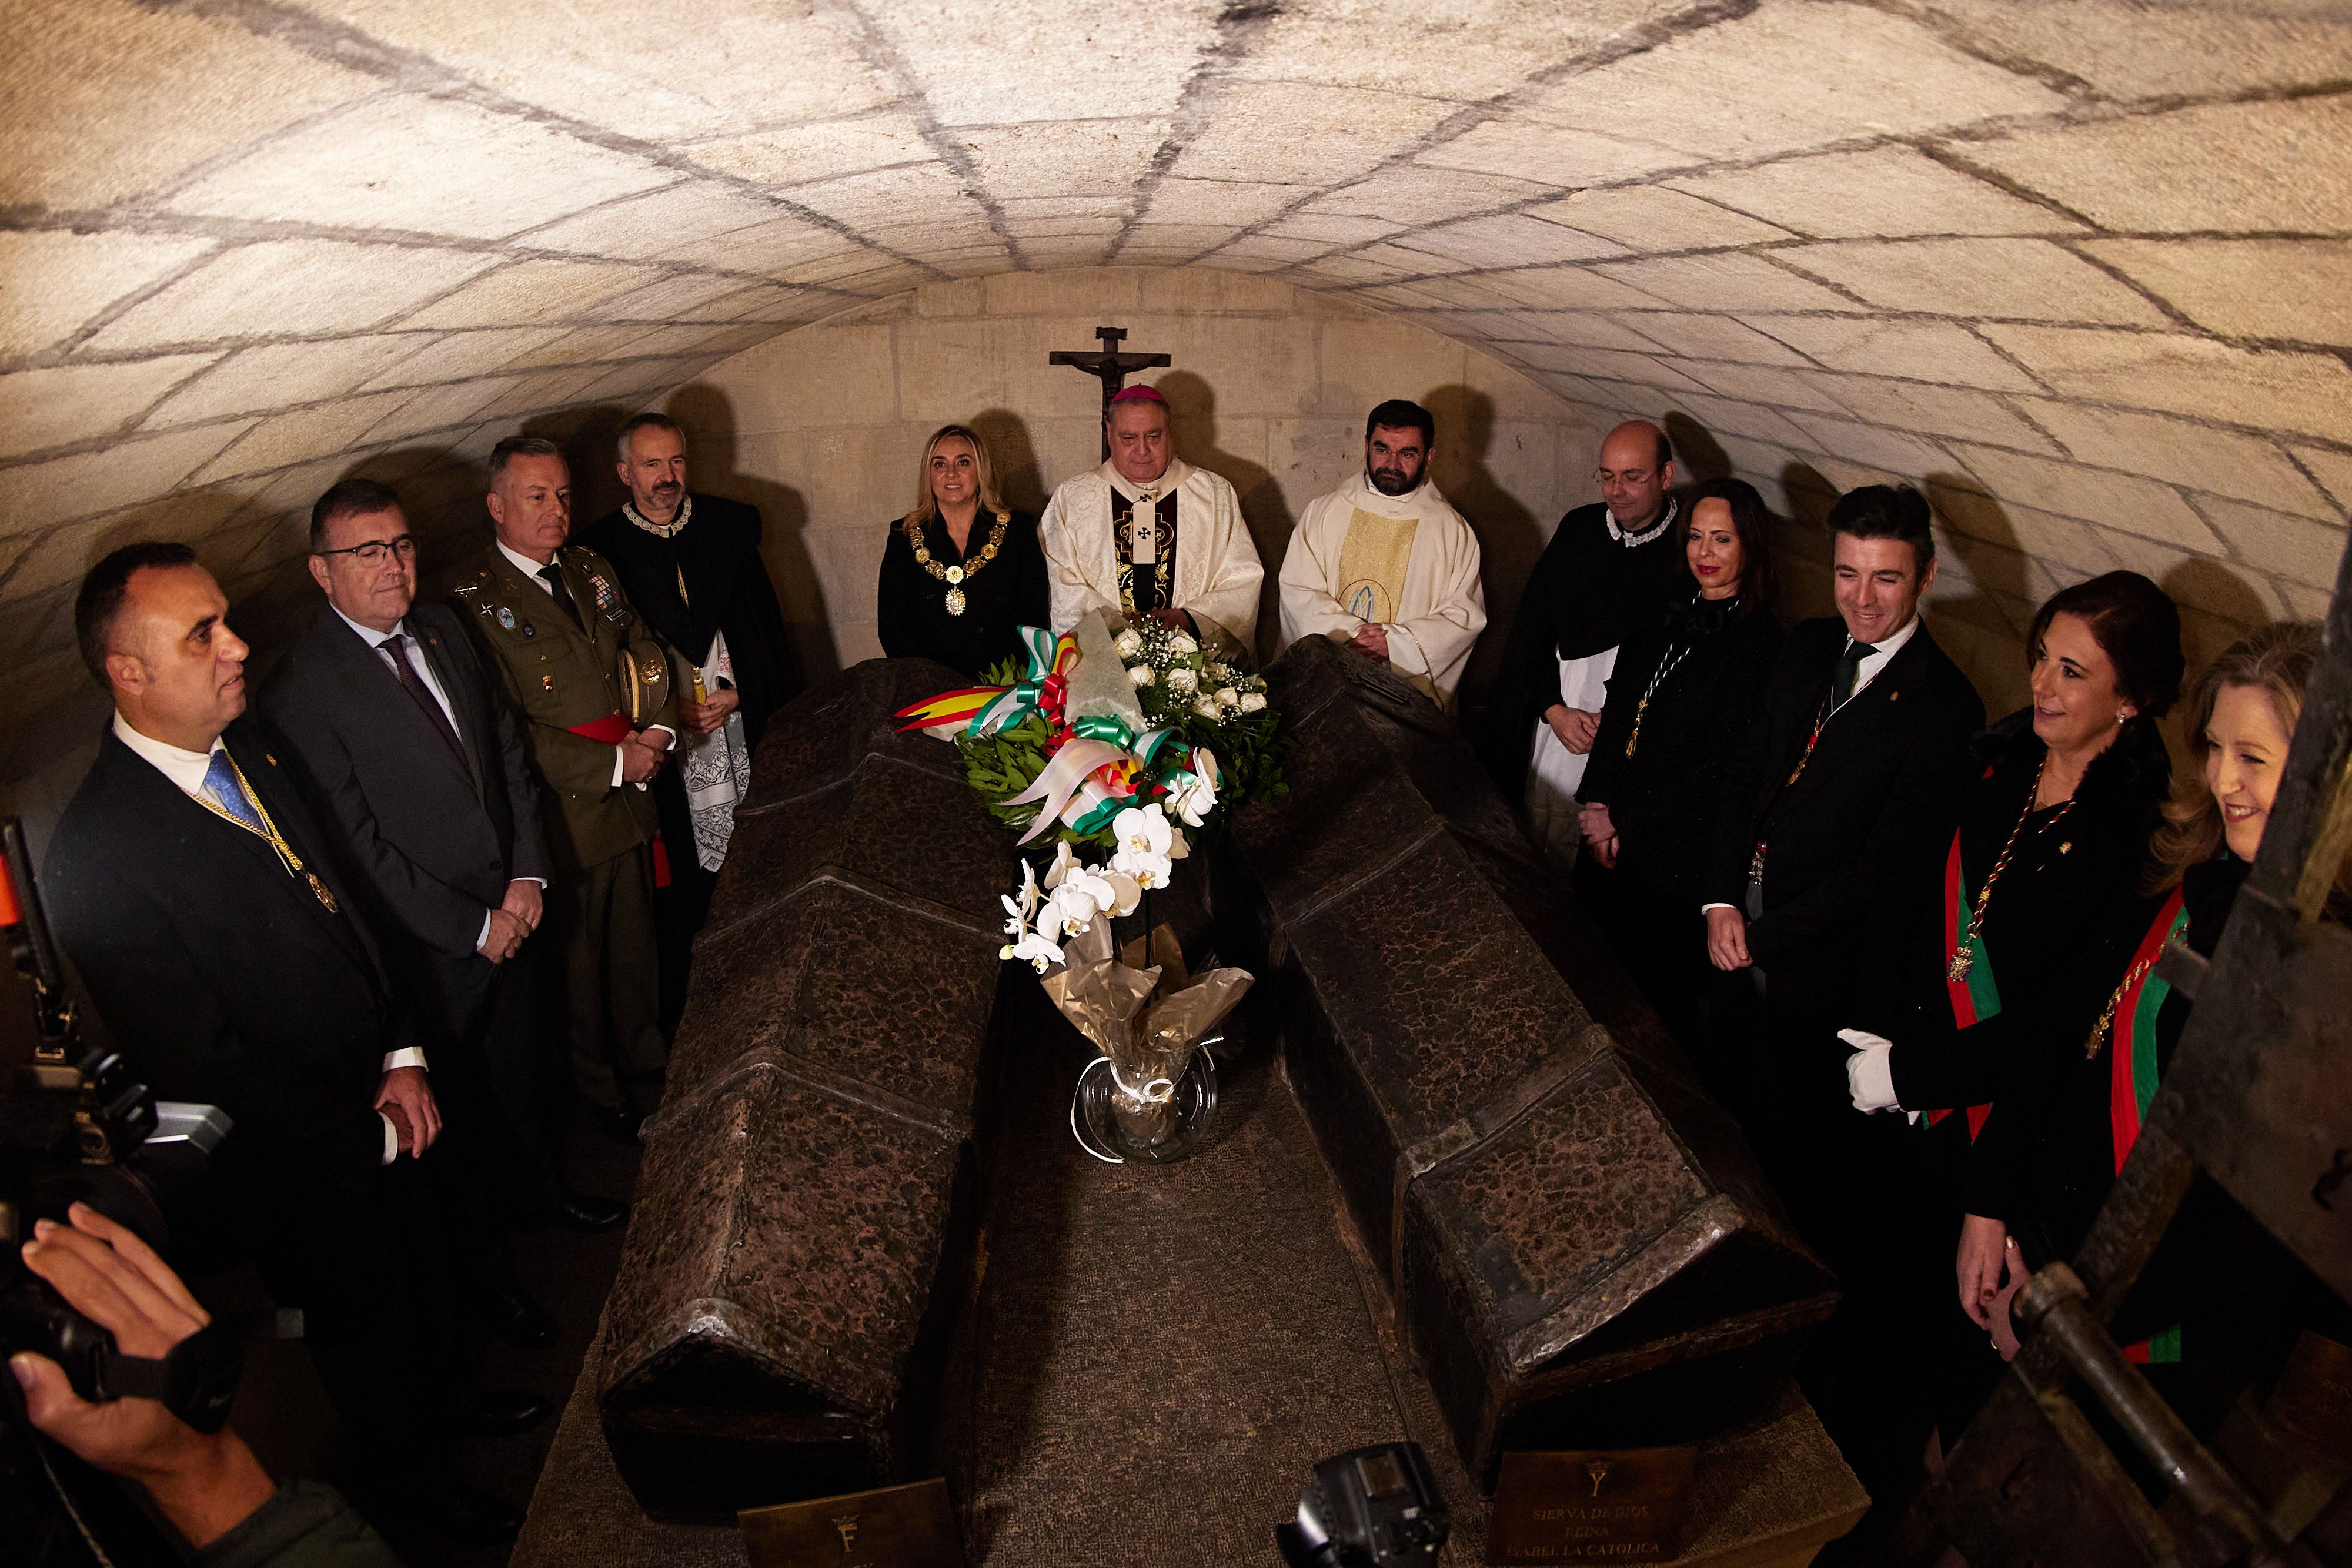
[906,510,1010,617]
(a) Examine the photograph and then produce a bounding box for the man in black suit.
[580,413,795,1021]
[42,543,537,1543]
[257,482,626,1301]
[1700,483,1984,1520]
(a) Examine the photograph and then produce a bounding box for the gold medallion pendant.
[944,587,968,616]
[1947,946,1973,982]
[308,873,340,914]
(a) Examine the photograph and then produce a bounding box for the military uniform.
[451,542,679,1118]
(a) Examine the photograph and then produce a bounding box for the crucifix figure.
[1050,326,1172,459]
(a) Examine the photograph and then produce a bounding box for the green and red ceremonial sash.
[2109,888,2190,1365]
[1933,825,1996,1141]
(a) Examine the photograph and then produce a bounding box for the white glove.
[1839,1028,1903,1115]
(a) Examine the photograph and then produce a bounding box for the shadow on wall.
[1158,370,1291,666]
[655,385,837,686]
[971,406,1053,519]
[1428,383,1541,704]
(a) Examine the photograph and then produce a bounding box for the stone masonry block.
[523,183,783,260]
[1616,313,1810,368]
[686,113,932,189]
[1968,97,2352,235]
[1511,2,2062,164]
[0,232,214,358]
[1979,326,2352,446]
[2187,499,2349,592]
[1951,443,2221,553]
[1926,0,2352,101]
[1234,0,1649,101]
[956,122,1168,200]
[391,260,666,332]
[2025,403,2334,521]
[1401,216,1629,271]
[1534,186,1795,253]
[5,0,372,209]
[2084,239,2352,348]
[192,392,415,483]
[1808,376,2059,455]
[1311,167,1552,225]
[0,356,219,462]
[5,422,258,536]
[86,243,498,353]
[980,270,1142,318]
[1740,316,2040,394]
[1678,363,1847,414]
[1668,149,2083,241]
[1172,82,1456,186]
[1594,253,1851,314]
[140,337,431,427]
[863,2,1211,126]
[1776,239,2163,327]
[169,95,673,242]
[308,0,888,142]
[1782,415,1955,480]
[358,329,569,390]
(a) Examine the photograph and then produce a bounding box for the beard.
[1367,462,1419,497]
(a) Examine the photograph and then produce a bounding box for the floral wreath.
[896,613,1284,968]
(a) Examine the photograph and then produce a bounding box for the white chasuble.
[1038,459,1264,653]
[1277,473,1487,708]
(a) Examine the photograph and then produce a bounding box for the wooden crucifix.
[1050,326,1171,459]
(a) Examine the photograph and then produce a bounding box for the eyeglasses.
[316,536,419,564]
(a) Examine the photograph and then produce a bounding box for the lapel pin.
[542,674,555,691]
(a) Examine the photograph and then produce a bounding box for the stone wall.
[662,268,1604,685]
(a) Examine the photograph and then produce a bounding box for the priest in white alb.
[1038,385,1264,656]
[1277,400,1486,710]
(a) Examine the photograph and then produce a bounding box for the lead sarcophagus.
[1227,636,1838,1485]
[596,660,1016,1517]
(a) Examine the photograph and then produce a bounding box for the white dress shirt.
[1700,610,1923,916]
[111,711,418,1164]
[497,541,671,786]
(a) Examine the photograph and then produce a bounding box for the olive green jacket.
[450,541,679,871]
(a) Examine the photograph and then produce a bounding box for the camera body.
[0,817,238,1433]
[1275,1442,1450,1568]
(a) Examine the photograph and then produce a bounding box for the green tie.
[1831,639,1867,708]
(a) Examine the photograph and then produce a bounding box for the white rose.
[1193,697,1221,721]
[1240,691,1267,713]
[1168,633,1198,656]
[1215,687,1238,708]
[1115,628,1142,657]
[1128,664,1155,687]
[1165,667,1197,693]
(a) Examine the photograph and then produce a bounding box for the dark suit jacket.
[579,494,796,752]
[1706,614,1984,1011]
[42,721,405,1178]
[258,600,549,963]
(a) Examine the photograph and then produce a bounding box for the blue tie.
[202,748,267,835]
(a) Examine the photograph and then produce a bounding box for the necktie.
[383,633,469,768]
[1830,638,1867,708]
[538,562,586,631]
[201,748,266,834]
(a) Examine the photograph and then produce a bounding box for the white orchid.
[1000,858,1041,937]
[1060,862,1120,918]
[1098,867,1142,916]
[1168,632,1198,656]
[1111,803,1177,888]
[1168,829,1190,861]
[1003,928,1063,972]
[1128,663,1155,687]
[1043,840,1079,890]
[1115,628,1143,658]
[1043,880,1103,938]
[1240,691,1267,713]
[1167,752,1220,827]
[1165,666,1197,693]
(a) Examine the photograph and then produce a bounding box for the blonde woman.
[877,423,1048,677]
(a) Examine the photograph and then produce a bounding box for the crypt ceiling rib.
[5,0,2351,746]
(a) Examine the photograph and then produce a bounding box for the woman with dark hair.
[1838,571,2182,1429]
[877,423,1050,678]
[1574,476,1784,1059]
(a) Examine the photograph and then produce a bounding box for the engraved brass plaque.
[2264,1329,2352,1459]
[740,1477,965,1568]
[1486,1447,1697,1564]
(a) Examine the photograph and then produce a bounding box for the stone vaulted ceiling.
[5,0,2352,778]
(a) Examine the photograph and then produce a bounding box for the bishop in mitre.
[1038,385,1264,655]
[1277,399,1486,710]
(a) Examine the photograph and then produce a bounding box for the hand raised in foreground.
[12,1203,275,1548]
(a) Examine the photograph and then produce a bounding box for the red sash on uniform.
[569,713,673,887]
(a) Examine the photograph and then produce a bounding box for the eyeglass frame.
[313,534,420,565]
